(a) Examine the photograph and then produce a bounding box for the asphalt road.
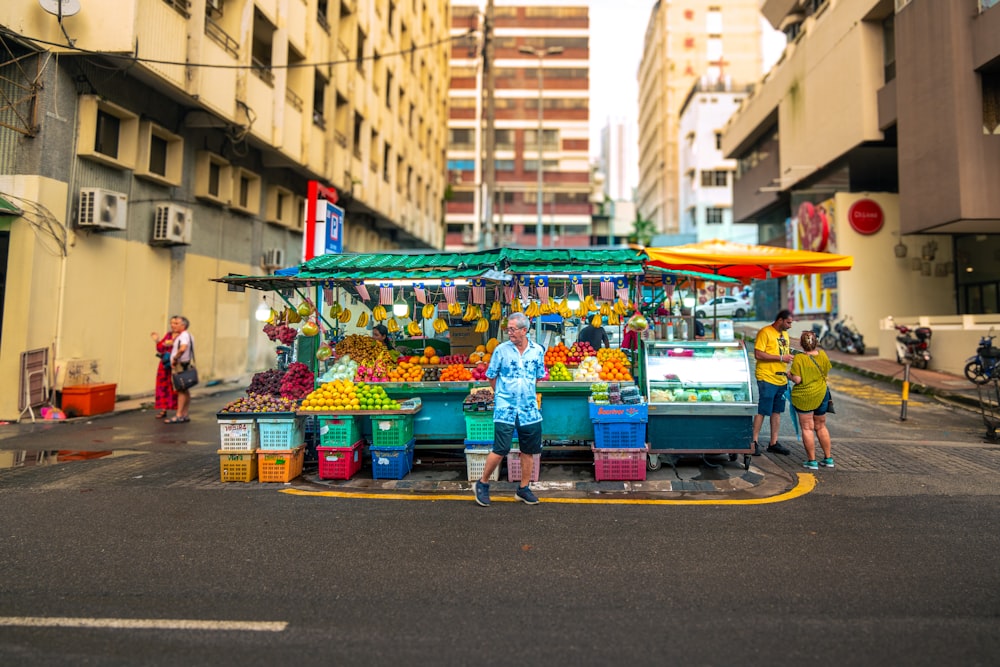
[1,371,999,666]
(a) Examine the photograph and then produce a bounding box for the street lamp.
[518,45,563,249]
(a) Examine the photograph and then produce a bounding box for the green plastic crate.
[464,412,495,442]
[317,415,361,447]
[370,414,414,448]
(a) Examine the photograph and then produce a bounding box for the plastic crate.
[317,415,361,448]
[593,420,647,449]
[370,414,414,448]
[464,412,495,442]
[303,415,319,446]
[465,446,500,482]
[217,449,257,482]
[217,418,257,451]
[588,403,648,423]
[506,451,541,483]
[317,440,364,480]
[258,445,305,482]
[370,440,415,480]
[257,417,305,450]
[592,445,648,481]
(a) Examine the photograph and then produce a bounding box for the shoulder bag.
[806,353,834,413]
[171,337,199,391]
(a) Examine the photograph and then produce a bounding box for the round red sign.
[848,199,884,235]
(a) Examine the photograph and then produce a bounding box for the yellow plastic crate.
[217,449,257,483]
[257,445,305,483]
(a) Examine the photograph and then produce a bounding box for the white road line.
[0,617,287,632]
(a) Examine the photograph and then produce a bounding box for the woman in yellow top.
[787,330,834,471]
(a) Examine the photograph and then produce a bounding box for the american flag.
[518,275,531,302]
[570,274,584,300]
[413,283,426,304]
[615,276,629,302]
[600,276,615,301]
[470,278,486,304]
[354,280,370,301]
[503,284,515,304]
[535,276,549,302]
[442,279,457,304]
[380,283,394,306]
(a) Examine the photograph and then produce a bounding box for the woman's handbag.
[170,337,198,390]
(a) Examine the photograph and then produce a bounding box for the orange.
[424,346,436,358]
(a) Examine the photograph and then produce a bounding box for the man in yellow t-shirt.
[751,309,794,456]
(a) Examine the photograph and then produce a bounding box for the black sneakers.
[767,442,791,455]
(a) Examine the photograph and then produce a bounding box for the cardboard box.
[61,383,117,417]
[449,325,484,354]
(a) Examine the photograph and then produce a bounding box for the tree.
[628,209,655,246]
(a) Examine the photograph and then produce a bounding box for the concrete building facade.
[445,0,591,250]
[637,0,763,236]
[0,0,450,419]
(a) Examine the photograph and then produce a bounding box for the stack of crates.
[217,415,258,482]
[590,403,648,481]
[369,414,415,480]
[462,411,535,482]
[256,415,306,482]
[316,415,364,481]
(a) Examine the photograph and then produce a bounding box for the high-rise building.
[598,117,637,203]
[637,1,763,235]
[446,1,591,249]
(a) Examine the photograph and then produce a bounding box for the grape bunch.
[280,362,315,400]
[262,323,297,345]
[248,369,284,397]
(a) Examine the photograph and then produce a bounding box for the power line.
[0,26,476,72]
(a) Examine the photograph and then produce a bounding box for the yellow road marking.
[280,473,816,506]
[829,375,902,405]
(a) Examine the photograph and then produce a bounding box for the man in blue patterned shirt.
[474,311,546,506]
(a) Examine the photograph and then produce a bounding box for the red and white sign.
[848,199,884,235]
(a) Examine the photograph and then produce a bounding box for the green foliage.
[628,209,656,246]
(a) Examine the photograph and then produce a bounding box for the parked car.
[695,296,752,319]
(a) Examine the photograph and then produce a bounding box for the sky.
[587,0,788,163]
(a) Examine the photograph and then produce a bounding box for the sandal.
[164,416,190,424]
[154,411,167,419]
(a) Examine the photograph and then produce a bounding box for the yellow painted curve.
[280,473,816,506]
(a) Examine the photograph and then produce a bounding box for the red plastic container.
[61,383,117,417]
[317,440,364,480]
[592,446,648,481]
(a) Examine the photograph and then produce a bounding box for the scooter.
[810,315,837,351]
[834,316,866,355]
[891,319,932,369]
[964,329,999,384]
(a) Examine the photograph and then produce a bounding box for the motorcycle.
[891,319,932,369]
[964,329,999,384]
[834,316,866,355]
[810,315,838,351]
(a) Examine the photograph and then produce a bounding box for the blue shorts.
[757,380,787,416]
[795,389,831,416]
[493,418,543,456]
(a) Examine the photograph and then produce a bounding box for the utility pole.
[482,0,496,249]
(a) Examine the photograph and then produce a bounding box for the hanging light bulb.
[566,292,581,310]
[392,291,409,317]
[254,297,271,322]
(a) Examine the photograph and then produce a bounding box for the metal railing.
[204,16,239,58]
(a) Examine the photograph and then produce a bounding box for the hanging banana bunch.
[356,311,369,327]
[608,311,620,326]
[462,303,477,322]
[338,307,352,324]
[475,317,489,333]
[372,305,388,322]
[407,320,422,336]
[447,302,463,316]
[591,314,603,328]
[584,295,598,312]
[539,301,551,315]
[599,302,612,317]
[614,300,629,316]
[510,299,523,314]
[285,306,302,324]
[386,318,400,334]
[328,303,342,318]
[489,301,502,321]
[433,317,449,333]
[422,303,436,320]
[559,302,573,319]
[575,304,589,319]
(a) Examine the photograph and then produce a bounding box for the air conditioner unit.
[78,188,128,231]
[151,204,193,245]
[262,247,284,268]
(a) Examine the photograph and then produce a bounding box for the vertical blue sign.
[326,203,344,254]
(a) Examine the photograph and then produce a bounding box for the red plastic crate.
[592,446,648,481]
[317,440,364,480]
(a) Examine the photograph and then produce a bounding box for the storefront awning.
[643,239,853,281]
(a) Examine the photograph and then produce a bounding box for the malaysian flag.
[413,282,426,304]
[615,276,629,303]
[442,279,457,304]
[600,276,615,301]
[570,274,584,300]
[534,276,549,302]
[380,283,394,306]
[662,274,675,300]
[323,283,335,306]
[503,284,515,304]
[518,275,531,302]
[354,280,370,301]
[470,278,486,304]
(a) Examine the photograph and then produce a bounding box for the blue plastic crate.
[593,420,646,449]
[257,417,305,450]
[370,439,415,480]
[589,402,648,423]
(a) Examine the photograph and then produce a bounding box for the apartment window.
[984,73,1000,134]
[266,185,295,226]
[251,9,275,86]
[231,168,261,215]
[524,129,558,149]
[706,207,724,224]
[136,121,183,186]
[383,143,392,182]
[352,112,364,158]
[715,132,722,150]
[449,128,473,148]
[317,0,329,30]
[523,160,558,173]
[313,71,327,127]
[356,28,366,73]
[77,95,139,169]
[194,151,232,204]
[385,70,393,108]
[495,129,514,150]
[882,14,896,83]
[701,170,728,187]
[387,0,396,34]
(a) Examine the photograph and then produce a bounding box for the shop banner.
[380,283,394,306]
[535,276,549,302]
[413,283,426,304]
[354,280,370,302]
[470,278,486,304]
[570,274,584,300]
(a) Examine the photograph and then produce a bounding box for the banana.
[599,302,611,316]
[422,303,436,320]
[339,308,352,323]
[463,303,475,321]
[585,295,597,312]
[539,302,550,315]
[372,305,387,321]
[475,317,489,333]
[575,304,589,319]
[511,299,523,313]
[357,311,369,328]
[329,303,342,318]
[448,302,462,316]
[387,318,399,333]
[592,314,603,328]
[407,321,422,336]
[608,311,620,326]
[285,306,301,324]
[490,302,502,320]
[433,317,449,333]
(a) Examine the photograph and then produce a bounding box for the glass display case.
[641,341,756,469]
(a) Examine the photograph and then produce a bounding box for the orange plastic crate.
[257,445,305,483]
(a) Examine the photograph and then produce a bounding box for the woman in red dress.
[150,329,178,419]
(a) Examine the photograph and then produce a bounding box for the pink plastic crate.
[506,451,541,483]
[592,445,648,481]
